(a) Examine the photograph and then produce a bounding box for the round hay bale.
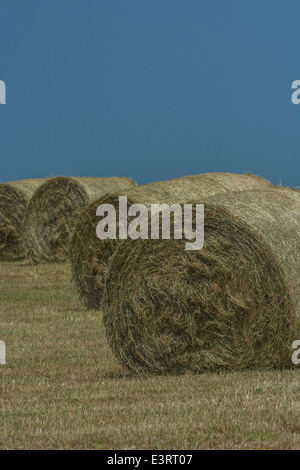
[0,179,44,261]
[103,187,300,374]
[23,176,137,263]
[71,172,272,309]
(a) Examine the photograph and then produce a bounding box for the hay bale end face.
[24,176,137,263]
[71,172,272,309]
[0,179,44,261]
[103,187,300,374]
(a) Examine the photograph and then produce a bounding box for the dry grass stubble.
[0,262,300,449]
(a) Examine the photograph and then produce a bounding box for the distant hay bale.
[102,187,300,374]
[24,176,137,262]
[71,172,272,309]
[0,179,44,261]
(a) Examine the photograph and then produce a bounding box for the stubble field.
[0,262,299,450]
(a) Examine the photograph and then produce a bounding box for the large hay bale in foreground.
[103,187,300,374]
[24,176,137,262]
[0,179,44,260]
[71,172,272,309]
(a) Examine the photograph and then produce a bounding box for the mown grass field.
[0,262,300,450]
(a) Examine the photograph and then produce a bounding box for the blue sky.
[0,0,299,186]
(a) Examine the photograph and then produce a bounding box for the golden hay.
[103,187,300,374]
[0,179,44,260]
[71,172,272,308]
[23,176,137,262]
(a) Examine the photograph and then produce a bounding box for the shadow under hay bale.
[0,179,44,261]
[102,187,300,375]
[71,172,272,309]
[23,176,137,263]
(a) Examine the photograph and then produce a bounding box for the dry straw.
[0,179,44,261]
[102,187,300,374]
[71,172,272,309]
[24,176,137,262]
